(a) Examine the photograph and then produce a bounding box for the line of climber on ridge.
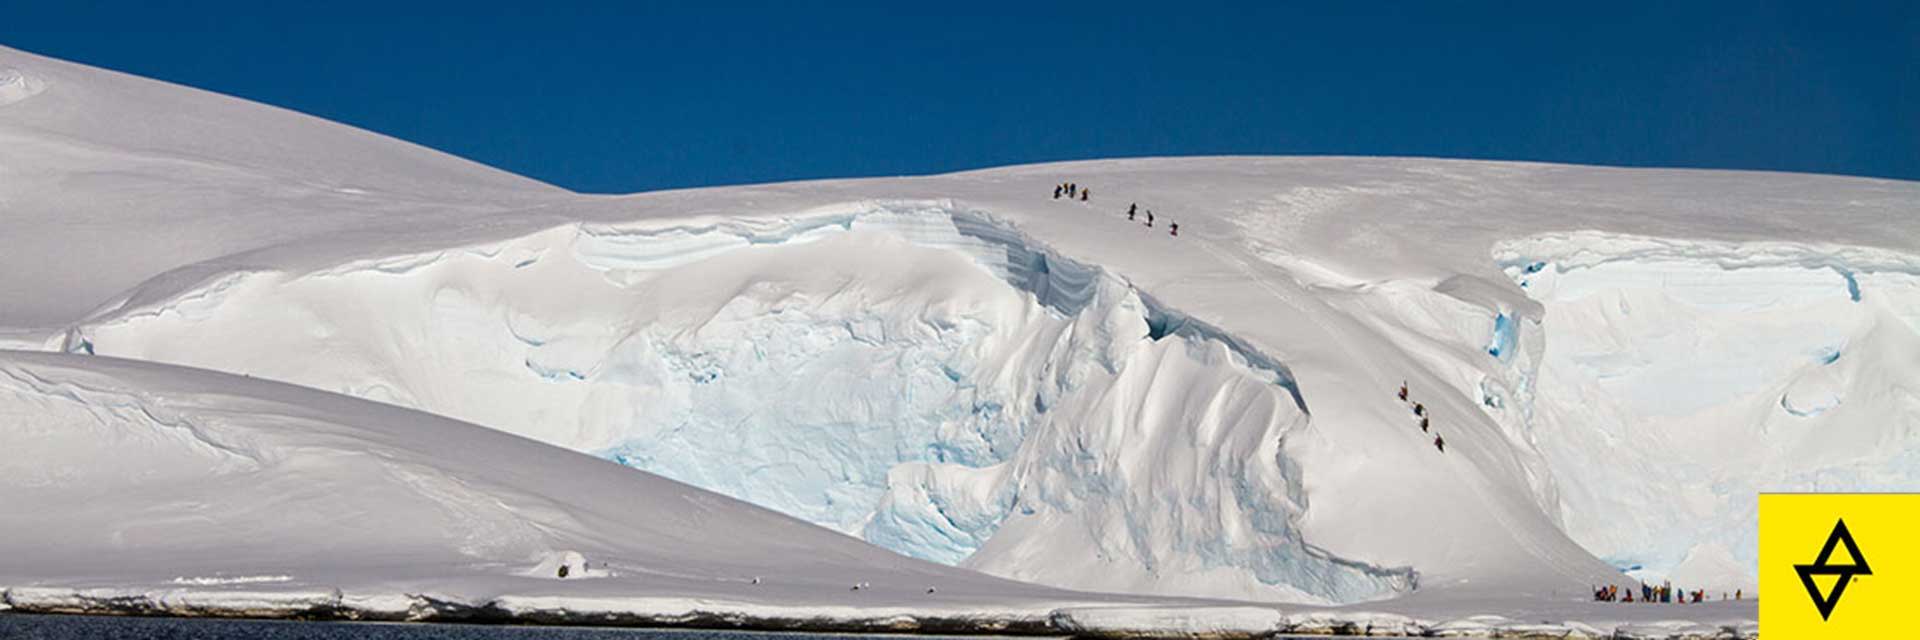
[1050,181,1180,237]
[1399,380,1443,453]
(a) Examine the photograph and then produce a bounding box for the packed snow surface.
[3,43,1918,635]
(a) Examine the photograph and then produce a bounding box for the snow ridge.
[1494,230,1920,277]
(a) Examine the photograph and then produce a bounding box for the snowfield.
[4,43,1917,637]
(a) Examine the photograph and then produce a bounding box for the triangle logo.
[1794,518,1872,621]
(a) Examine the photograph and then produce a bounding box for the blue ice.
[1487,313,1517,361]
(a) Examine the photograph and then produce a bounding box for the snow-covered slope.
[4,43,1918,623]
[0,349,1106,626]
[0,45,565,329]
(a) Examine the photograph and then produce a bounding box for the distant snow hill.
[2,43,1915,636]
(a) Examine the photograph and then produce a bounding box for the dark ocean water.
[0,614,1023,640]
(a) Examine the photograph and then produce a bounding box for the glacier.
[3,43,1918,637]
[65,203,1409,604]
[1487,233,1920,588]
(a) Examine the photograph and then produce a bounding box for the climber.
[1413,402,1426,417]
[1054,185,1063,199]
[1146,210,1155,227]
[1398,381,1408,401]
[1081,188,1090,201]
[1170,222,1179,236]
[1129,202,1138,218]
[1420,416,1430,432]
[1433,434,1445,452]
[557,565,570,578]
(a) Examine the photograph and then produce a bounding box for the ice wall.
[1490,232,1920,589]
[64,202,1406,604]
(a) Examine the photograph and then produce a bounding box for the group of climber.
[1593,581,1738,604]
[1399,381,1443,453]
[1051,181,1181,237]
[1054,182,1090,202]
[1126,202,1177,236]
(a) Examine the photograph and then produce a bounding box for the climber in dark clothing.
[1081,188,1090,201]
[1413,402,1426,417]
[1054,185,1063,199]
[1398,381,1408,401]
[1420,416,1429,432]
[1146,211,1154,227]
[1129,203,1137,217]
[1433,434,1445,452]
[1170,222,1178,236]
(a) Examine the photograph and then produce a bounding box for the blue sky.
[7,1,1915,192]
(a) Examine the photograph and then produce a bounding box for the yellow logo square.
[1760,493,1920,638]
